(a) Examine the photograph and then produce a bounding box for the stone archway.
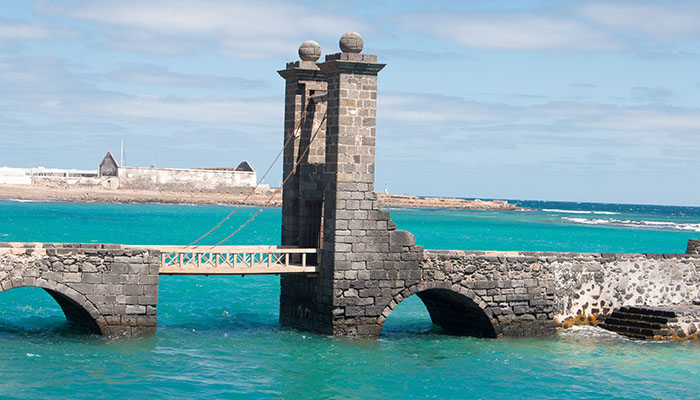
[0,279,106,334]
[379,283,498,338]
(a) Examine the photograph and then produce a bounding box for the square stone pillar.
[279,37,423,337]
[278,60,327,248]
[278,53,334,333]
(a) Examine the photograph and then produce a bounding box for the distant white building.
[0,166,97,185]
[98,152,261,192]
[0,153,262,192]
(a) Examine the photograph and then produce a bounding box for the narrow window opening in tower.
[302,200,323,264]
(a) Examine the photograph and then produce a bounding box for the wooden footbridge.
[152,246,318,275]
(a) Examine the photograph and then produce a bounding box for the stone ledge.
[424,249,700,261]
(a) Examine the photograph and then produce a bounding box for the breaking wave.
[543,209,619,215]
[562,217,700,232]
[558,325,626,340]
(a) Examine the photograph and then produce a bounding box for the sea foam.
[562,217,700,232]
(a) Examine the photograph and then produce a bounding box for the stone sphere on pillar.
[339,32,363,53]
[298,40,322,61]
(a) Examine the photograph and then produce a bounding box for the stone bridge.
[3,240,699,339]
[0,243,158,336]
[2,33,699,340]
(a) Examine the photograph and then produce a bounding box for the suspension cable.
[210,110,328,248]
[186,100,313,247]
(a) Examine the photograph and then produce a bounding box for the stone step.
[598,306,680,340]
[619,306,677,318]
[607,311,677,325]
[602,317,665,330]
[599,322,670,339]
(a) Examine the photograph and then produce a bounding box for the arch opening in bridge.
[381,288,497,338]
[0,282,103,335]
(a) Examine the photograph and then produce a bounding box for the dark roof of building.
[235,161,255,172]
[101,151,119,167]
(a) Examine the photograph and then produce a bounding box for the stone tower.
[278,33,423,337]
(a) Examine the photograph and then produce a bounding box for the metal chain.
[210,110,328,248]
[186,100,313,247]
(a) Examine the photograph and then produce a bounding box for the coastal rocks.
[0,184,526,211]
[377,193,522,210]
[0,184,283,207]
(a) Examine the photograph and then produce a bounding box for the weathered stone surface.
[277,35,700,340]
[0,242,158,337]
[298,40,322,62]
[339,32,364,53]
[421,246,700,338]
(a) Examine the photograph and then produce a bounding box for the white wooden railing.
[148,246,318,275]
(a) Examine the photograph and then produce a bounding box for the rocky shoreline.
[376,193,522,210]
[0,184,523,211]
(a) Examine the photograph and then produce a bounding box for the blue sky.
[1,0,699,206]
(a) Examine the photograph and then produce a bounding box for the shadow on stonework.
[381,289,497,339]
[380,295,441,337]
[0,286,101,337]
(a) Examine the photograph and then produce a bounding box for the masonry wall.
[31,176,119,190]
[318,56,424,337]
[420,247,700,334]
[118,166,258,192]
[0,242,158,337]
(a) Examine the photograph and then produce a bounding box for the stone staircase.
[599,306,677,340]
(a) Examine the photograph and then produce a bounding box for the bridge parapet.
[0,242,158,337]
[419,248,700,337]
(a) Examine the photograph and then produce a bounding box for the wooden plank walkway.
[132,246,318,275]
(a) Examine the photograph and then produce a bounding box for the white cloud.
[572,106,700,132]
[381,92,514,124]
[395,2,700,52]
[84,95,280,125]
[0,17,51,40]
[0,55,278,127]
[579,2,700,40]
[0,17,59,49]
[0,56,96,89]
[377,92,700,150]
[6,89,281,127]
[630,86,674,103]
[37,0,374,58]
[510,101,700,134]
[0,16,81,50]
[395,12,624,51]
[107,64,265,88]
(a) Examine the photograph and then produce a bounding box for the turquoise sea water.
[1,199,700,399]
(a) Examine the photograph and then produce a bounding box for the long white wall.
[1,165,260,192]
[118,166,258,191]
